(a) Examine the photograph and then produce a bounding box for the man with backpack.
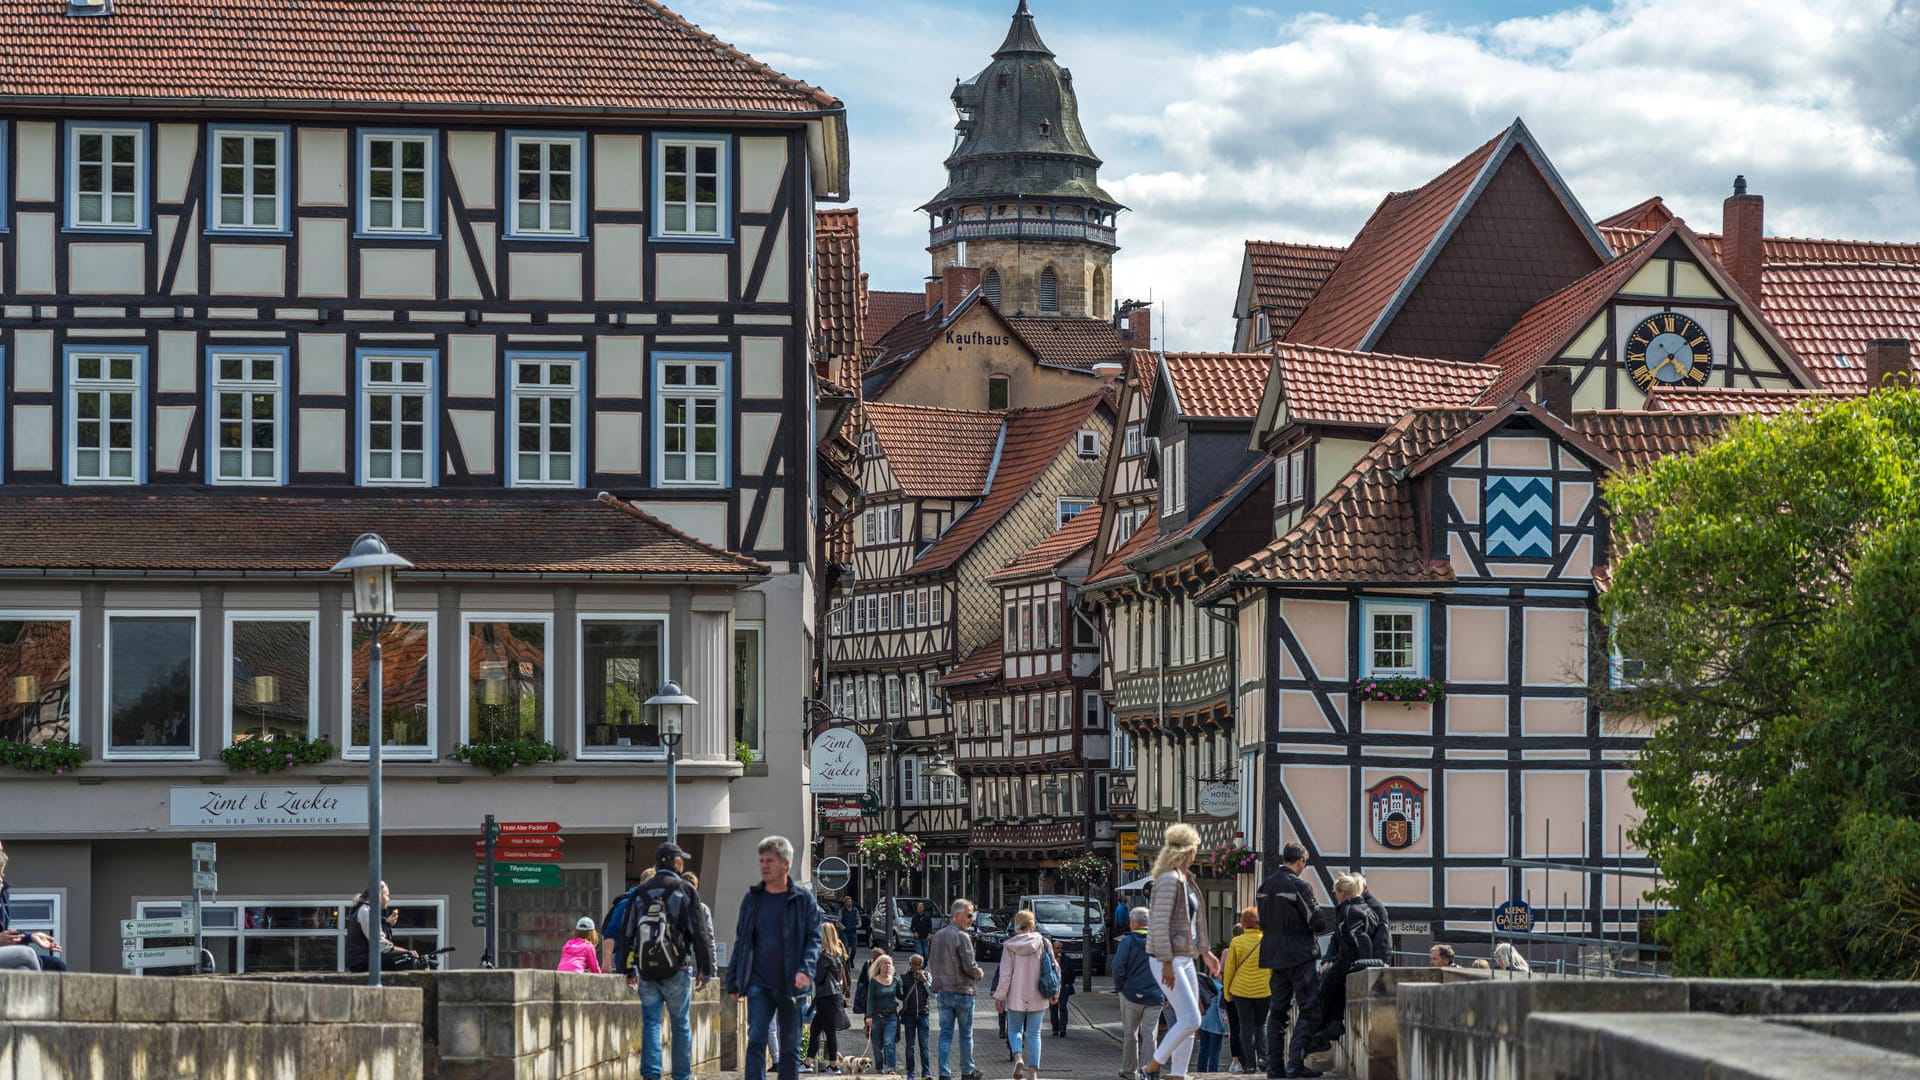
[612,842,715,1080]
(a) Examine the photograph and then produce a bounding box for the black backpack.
[624,880,690,980]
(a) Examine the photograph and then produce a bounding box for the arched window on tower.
[1040,267,1059,313]
[1093,268,1107,315]
[982,269,1002,308]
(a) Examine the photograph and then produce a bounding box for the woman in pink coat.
[994,910,1058,1080]
[557,916,604,973]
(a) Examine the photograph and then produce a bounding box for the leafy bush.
[735,741,758,767]
[455,739,563,776]
[0,739,89,774]
[219,734,336,775]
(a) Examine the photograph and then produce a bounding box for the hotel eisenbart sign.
[170,785,369,828]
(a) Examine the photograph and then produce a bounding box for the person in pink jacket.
[558,916,604,973]
[994,910,1059,1080]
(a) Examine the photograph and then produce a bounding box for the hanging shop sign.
[1197,783,1239,818]
[812,729,870,795]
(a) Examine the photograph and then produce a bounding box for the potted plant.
[735,740,757,768]
[1354,675,1447,706]
[0,739,89,775]
[1058,852,1112,893]
[857,832,924,873]
[453,738,563,776]
[1203,840,1259,877]
[219,734,337,775]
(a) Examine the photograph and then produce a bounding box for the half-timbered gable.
[1232,240,1344,352]
[1093,348,1159,561]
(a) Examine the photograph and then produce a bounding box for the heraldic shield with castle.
[1368,776,1425,849]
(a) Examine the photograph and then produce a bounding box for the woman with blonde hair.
[993,908,1058,1080]
[810,922,851,1072]
[1141,824,1219,1080]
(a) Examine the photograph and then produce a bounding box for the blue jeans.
[1006,1009,1045,1070]
[747,985,805,1080]
[902,1013,931,1076]
[937,991,975,1077]
[869,1013,899,1070]
[1195,1030,1223,1073]
[915,938,931,960]
[638,970,694,1080]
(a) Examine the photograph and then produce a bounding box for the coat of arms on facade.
[1368,776,1425,849]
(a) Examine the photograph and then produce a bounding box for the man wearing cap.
[625,842,716,1080]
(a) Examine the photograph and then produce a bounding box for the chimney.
[942,265,983,312]
[1092,361,1124,389]
[1536,365,1574,419]
[1865,338,1912,391]
[1721,175,1765,304]
[1116,299,1152,349]
[924,276,941,312]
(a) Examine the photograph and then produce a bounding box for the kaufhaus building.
[0,0,848,973]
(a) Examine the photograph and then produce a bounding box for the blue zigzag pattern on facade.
[1483,475,1554,558]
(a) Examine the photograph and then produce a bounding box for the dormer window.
[1076,429,1101,458]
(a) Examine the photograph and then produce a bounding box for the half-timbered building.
[0,0,847,973]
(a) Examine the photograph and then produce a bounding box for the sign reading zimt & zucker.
[811,729,870,796]
[170,786,369,828]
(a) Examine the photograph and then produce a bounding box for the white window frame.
[222,612,321,745]
[1162,441,1187,513]
[340,611,439,761]
[1290,449,1306,502]
[1123,424,1145,458]
[507,353,584,488]
[357,130,437,236]
[736,622,765,760]
[1076,429,1101,458]
[1360,599,1428,678]
[358,351,437,487]
[1057,497,1093,527]
[1239,749,1259,839]
[575,614,671,761]
[66,122,148,231]
[1275,454,1291,510]
[506,132,586,239]
[652,134,730,240]
[885,674,902,718]
[131,897,445,976]
[66,348,146,485]
[207,127,289,234]
[208,350,286,485]
[0,611,82,746]
[103,610,200,761]
[931,588,946,626]
[654,355,730,487]
[460,614,556,745]
[5,890,64,950]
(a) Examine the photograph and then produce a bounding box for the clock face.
[1625,311,1713,389]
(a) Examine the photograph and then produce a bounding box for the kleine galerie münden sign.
[170,786,370,828]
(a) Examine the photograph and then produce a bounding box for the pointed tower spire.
[996,0,1052,56]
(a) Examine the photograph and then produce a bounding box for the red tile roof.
[1477,225,1668,402]
[989,503,1103,583]
[1282,130,1504,351]
[0,492,767,575]
[865,291,927,348]
[1161,353,1271,420]
[1596,197,1674,232]
[937,640,1003,688]
[1759,263,1920,389]
[1006,316,1129,371]
[815,209,863,381]
[1245,240,1346,339]
[864,401,1003,496]
[1641,386,1839,417]
[0,0,841,113]
[911,394,1110,575]
[1272,342,1498,428]
[1083,511,1159,588]
[1569,411,1731,470]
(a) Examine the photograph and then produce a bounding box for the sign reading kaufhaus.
[170,786,370,828]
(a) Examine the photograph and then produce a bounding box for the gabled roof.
[1761,263,1920,389]
[815,209,863,375]
[864,291,927,349]
[911,394,1109,575]
[1159,353,1271,421]
[1596,196,1675,232]
[988,503,1103,583]
[1243,240,1346,336]
[1132,456,1271,564]
[1642,386,1838,417]
[1083,511,1160,588]
[864,401,1003,496]
[1569,410,1731,470]
[862,294,971,396]
[1005,316,1128,371]
[0,492,768,576]
[937,639,1004,689]
[0,0,841,115]
[1282,119,1612,354]
[1268,343,1499,430]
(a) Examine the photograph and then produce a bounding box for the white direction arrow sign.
[123,945,200,969]
[121,917,197,938]
[191,842,217,861]
[192,871,218,892]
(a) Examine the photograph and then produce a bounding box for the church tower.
[923,1,1122,319]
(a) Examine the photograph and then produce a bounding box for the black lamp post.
[1045,773,1097,993]
[330,532,412,989]
[645,680,696,845]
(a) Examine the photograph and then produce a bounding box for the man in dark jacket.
[1308,874,1382,1051]
[1360,885,1390,961]
[840,895,863,949]
[1112,907,1163,1080]
[725,836,822,1080]
[1256,842,1329,1078]
[911,901,935,959]
[626,842,717,1080]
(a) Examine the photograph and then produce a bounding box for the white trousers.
[1148,957,1200,1076]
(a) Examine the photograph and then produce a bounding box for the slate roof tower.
[923,0,1122,319]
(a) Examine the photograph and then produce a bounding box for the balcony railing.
[970,819,1085,851]
[929,219,1118,248]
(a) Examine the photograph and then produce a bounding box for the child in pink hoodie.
[557,916,603,973]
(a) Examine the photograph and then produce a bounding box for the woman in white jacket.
[1142,824,1220,1080]
[993,909,1057,1080]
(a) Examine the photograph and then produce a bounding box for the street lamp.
[330,532,412,989]
[645,680,696,845]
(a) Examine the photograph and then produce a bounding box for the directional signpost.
[123,945,201,969]
[476,818,565,965]
[123,846,214,973]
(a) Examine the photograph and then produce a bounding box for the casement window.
[1113,509,1139,545]
[509,355,582,487]
[345,615,435,758]
[926,669,946,712]
[905,673,924,715]
[655,357,728,486]
[653,135,728,239]
[1073,610,1098,648]
[1044,693,1058,731]
[888,505,904,543]
[860,430,880,457]
[990,700,1004,735]
[465,618,551,744]
[1275,455,1291,511]
[1123,424,1145,458]
[1239,749,1259,838]
[905,590,920,628]
[209,351,284,485]
[862,511,876,547]
[1049,599,1062,648]
[930,588,946,626]
[1014,696,1028,734]
[105,613,197,759]
[68,124,147,230]
[509,134,584,238]
[209,128,287,233]
[359,131,435,235]
[67,349,144,484]
[1058,497,1093,527]
[1076,429,1101,458]
[224,614,317,744]
[1112,726,1134,771]
[1161,441,1187,513]
[900,756,919,805]
[579,618,666,757]
[359,352,435,486]
[885,675,902,718]
[987,375,1010,411]
[877,595,892,632]
[1019,603,1034,651]
[1290,449,1306,503]
[2,616,78,746]
[1004,606,1018,650]
[1361,599,1429,678]
[1082,690,1104,731]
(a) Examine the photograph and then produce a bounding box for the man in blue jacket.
[725,836,822,1080]
[1112,907,1163,1080]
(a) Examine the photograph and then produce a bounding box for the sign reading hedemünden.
[170,785,369,828]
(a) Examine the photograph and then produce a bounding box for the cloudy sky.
[677,0,1920,352]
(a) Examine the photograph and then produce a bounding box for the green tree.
[1603,389,1920,978]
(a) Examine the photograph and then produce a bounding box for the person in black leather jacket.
[1309,875,1383,1049]
[1255,842,1328,1078]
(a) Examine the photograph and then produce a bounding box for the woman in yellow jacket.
[1219,907,1271,1074]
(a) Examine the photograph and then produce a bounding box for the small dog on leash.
[835,1053,911,1080]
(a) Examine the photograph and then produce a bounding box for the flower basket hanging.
[1203,841,1259,877]
[1355,676,1446,706]
[858,832,924,872]
[1058,853,1112,893]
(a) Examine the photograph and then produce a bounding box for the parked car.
[1016,894,1108,975]
[882,896,946,951]
[972,910,1010,962]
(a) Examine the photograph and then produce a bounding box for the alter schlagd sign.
[1368,776,1425,850]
